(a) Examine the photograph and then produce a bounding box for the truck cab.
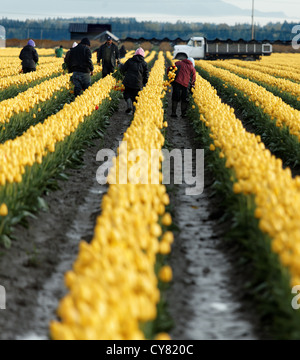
[174,37,205,60]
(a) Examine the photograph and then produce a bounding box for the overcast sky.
[0,0,299,24]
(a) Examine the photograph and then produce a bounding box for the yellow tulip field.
[1,47,300,340]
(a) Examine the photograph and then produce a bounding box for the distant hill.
[98,0,285,18]
[0,17,295,42]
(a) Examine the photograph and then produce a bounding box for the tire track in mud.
[165,98,261,340]
[0,100,131,340]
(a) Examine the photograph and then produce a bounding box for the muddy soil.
[0,100,131,340]
[165,97,263,340]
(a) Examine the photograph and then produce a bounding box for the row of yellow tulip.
[0,56,69,79]
[0,49,100,87]
[0,48,65,57]
[50,52,173,340]
[0,73,71,124]
[0,63,106,126]
[0,74,116,186]
[192,71,300,289]
[120,50,152,64]
[261,53,300,70]
[119,50,150,64]
[0,53,66,65]
[166,51,175,65]
[143,50,157,64]
[0,49,149,128]
[225,59,300,83]
[119,50,135,63]
[211,60,300,99]
[0,59,64,90]
[196,61,300,141]
[259,61,300,76]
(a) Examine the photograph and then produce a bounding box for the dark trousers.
[72,72,91,97]
[123,87,140,102]
[102,63,115,78]
[23,68,36,74]
[172,82,189,103]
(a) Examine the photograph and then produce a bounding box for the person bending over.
[66,38,94,97]
[120,48,149,115]
[19,39,39,74]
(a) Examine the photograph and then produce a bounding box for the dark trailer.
[205,38,273,60]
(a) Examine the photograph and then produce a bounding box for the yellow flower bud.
[159,266,173,283]
[155,333,172,340]
[0,203,8,217]
[162,213,172,226]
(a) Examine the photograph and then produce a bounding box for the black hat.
[81,38,91,46]
[107,36,112,40]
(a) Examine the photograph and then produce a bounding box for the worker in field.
[65,38,94,97]
[55,45,64,58]
[120,47,149,115]
[168,57,196,118]
[119,44,127,59]
[63,42,78,73]
[19,39,39,74]
[97,35,120,78]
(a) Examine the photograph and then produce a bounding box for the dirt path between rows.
[0,99,130,340]
[165,96,263,340]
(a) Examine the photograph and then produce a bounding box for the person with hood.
[97,36,120,78]
[65,38,94,97]
[168,57,196,118]
[63,42,78,73]
[120,48,149,115]
[19,39,39,74]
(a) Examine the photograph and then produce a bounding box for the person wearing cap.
[65,38,94,97]
[97,36,120,78]
[120,47,149,115]
[167,57,196,118]
[19,39,39,74]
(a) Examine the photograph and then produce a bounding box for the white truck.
[173,36,273,61]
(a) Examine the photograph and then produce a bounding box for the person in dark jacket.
[65,38,94,97]
[63,42,78,73]
[168,57,196,118]
[19,40,39,74]
[119,45,127,59]
[97,36,120,78]
[120,48,149,115]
